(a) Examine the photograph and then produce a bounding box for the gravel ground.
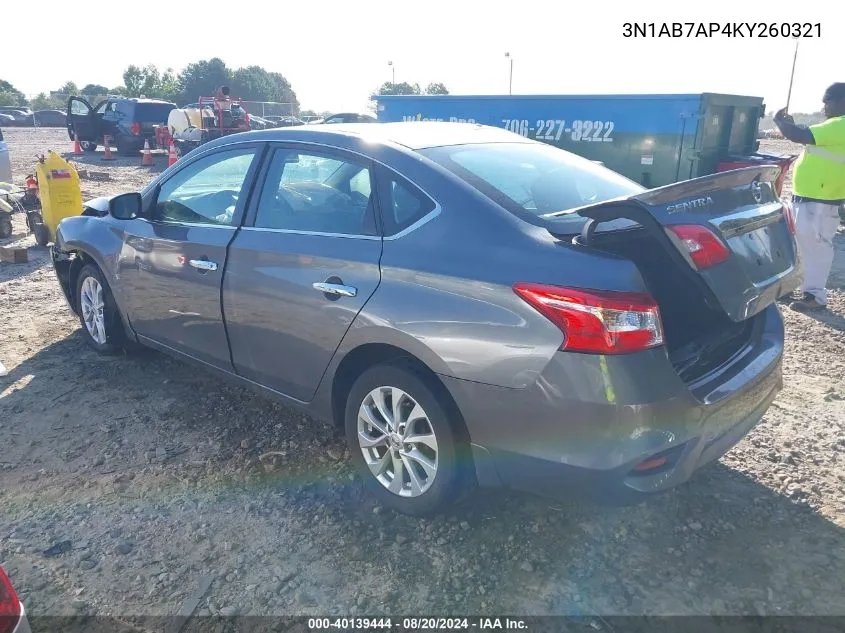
[2,128,845,627]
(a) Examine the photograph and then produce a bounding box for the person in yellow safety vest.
[774,82,845,312]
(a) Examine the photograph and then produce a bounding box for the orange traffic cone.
[102,136,115,161]
[141,139,153,166]
[167,141,178,167]
[73,134,83,155]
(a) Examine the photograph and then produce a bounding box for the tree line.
[376,81,449,96]
[0,58,299,113]
[1,65,453,117]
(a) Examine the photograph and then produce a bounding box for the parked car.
[66,96,176,155]
[248,115,275,130]
[0,108,33,127]
[314,113,377,124]
[266,115,304,127]
[0,127,12,186]
[0,566,31,633]
[33,109,67,127]
[51,122,799,516]
[0,114,15,126]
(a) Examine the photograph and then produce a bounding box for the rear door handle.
[312,282,357,297]
[189,259,218,272]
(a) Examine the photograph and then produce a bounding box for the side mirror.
[109,192,142,220]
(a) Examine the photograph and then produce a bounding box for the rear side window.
[134,103,175,122]
[253,149,377,236]
[375,167,436,236]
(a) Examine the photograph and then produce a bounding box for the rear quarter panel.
[321,147,654,392]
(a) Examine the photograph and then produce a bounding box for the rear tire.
[75,264,124,355]
[116,136,137,157]
[29,212,49,246]
[80,140,98,152]
[33,224,49,247]
[0,215,12,239]
[344,363,472,516]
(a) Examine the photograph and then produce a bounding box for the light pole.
[388,60,395,91]
[504,52,513,95]
[785,39,799,111]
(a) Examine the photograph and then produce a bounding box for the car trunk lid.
[550,165,799,323]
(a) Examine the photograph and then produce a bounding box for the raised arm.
[773,108,815,145]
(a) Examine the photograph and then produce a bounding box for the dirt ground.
[2,128,845,627]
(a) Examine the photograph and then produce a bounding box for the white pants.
[793,199,841,305]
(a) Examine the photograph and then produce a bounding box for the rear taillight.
[130,121,141,136]
[782,202,796,235]
[513,283,664,354]
[0,567,21,633]
[667,224,730,270]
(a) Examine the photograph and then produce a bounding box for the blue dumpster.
[374,93,784,188]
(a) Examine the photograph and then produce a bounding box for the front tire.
[80,140,98,152]
[75,264,124,354]
[345,364,471,516]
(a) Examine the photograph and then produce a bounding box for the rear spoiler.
[630,164,781,207]
[543,164,783,228]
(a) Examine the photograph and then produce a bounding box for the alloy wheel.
[357,386,439,497]
[80,276,106,345]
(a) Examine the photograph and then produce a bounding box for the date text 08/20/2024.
[623,22,821,37]
[308,617,528,630]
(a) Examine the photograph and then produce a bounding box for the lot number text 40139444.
[501,119,615,143]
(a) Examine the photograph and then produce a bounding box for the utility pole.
[388,61,395,92]
[785,39,799,111]
[504,52,513,95]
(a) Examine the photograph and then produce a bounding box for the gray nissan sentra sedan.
[51,122,800,515]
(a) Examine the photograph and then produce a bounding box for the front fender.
[54,215,129,319]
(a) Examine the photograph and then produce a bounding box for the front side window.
[153,148,256,226]
[70,100,90,116]
[254,149,376,236]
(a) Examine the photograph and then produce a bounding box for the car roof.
[220,121,533,151]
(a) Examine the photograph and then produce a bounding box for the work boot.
[790,293,826,312]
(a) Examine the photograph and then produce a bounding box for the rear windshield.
[419,142,643,230]
[133,103,175,122]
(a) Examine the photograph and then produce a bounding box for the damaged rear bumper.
[443,304,784,504]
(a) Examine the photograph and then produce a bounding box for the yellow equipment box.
[35,151,82,243]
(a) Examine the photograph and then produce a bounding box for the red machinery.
[198,94,251,136]
[158,91,252,159]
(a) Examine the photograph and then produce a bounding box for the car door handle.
[312,282,357,297]
[189,259,218,272]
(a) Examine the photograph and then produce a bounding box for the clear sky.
[2,0,836,114]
